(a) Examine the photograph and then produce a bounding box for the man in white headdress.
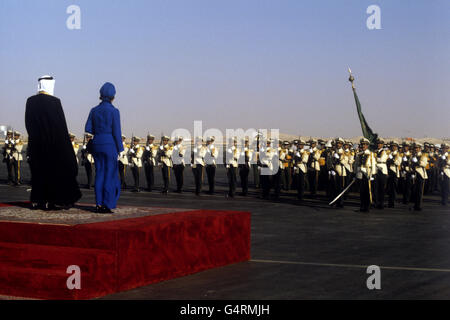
[25,75,81,210]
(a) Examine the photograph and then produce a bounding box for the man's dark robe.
[25,93,82,205]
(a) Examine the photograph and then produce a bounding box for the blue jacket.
[85,101,124,153]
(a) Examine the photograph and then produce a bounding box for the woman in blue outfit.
[85,82,124,213]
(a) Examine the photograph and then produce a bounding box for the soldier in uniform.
[280,141,292,190]
[308,139,322,197]
[374,139,388,209]
[355,138,377,212]
[142,134,158,192]
[259,139,275,200]
[2,130,15,185]
[439,144,449,206]
[158,136,173,194]
[386,141,402,208]
[239,137,253,196]
[70,133,79,165]
[118,135,129,190]
[411,143,428,211]
[424,142,437,195]
[400,142,413,204]
[289,139,299,190]
[10,131,24,185]
[205,136,219,194]
[172,136,186,193]
[191,136,206,195]
[331,138,347,208]
[251,134,261,189]
[128,136,143,192]
[342,141,355,196]
[226,137,239,198]
[293,140,309,201]
[81,133,95,189]
[428,144,439,194]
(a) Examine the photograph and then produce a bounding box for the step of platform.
[0,242,117,299]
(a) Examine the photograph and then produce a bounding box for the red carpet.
[0,202,251,299]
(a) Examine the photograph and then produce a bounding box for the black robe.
[25,93,82,205]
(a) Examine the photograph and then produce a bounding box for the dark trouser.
[173,164,184,192]
[319,166,328,191]
[161,165,170,192]
[12,160,19,184]
[7,159,19,184]
[402,174,413,204]
[239,165,250,195]
[282,167,291,190]
[192,165,203,195]
[252,164,260,188]
[144,162,155,191]
[260,171,271,199]
[412,175,425,210]
[227,166,237,197]
[206,165,216,193]
[360,176,371,212]
[84,162,93,188]
[308,170,319,196]
[131,165,140,190]
[5,158,14,183]
[296,171,306,200]
[441,174,449,205]
[387,171,398,207]
[334,175,345,207]
[425,169,432,194]
[118,161,127,189]
[273,168,282,199]
[375,173,387,209]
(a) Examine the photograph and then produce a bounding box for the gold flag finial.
[348,67,355,89]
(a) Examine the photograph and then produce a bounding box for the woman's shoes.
[95,205,113,214]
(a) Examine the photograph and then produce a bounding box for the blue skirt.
[92,144,120,209]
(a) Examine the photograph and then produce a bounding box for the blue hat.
[100,82,116,101]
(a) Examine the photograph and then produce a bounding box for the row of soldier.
[3,130,449,211]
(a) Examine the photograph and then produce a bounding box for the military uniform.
[226,138,240,198]
[251,137,261,189]
[386,141,402,207]
[239,138,253,196]
[192,137,206,195]
[128,137,144,192]
[142,135,158,192]
[70,133,79,165]
[118,135,129,189]
[81,133,95,189]
[171,136,186,193]
[280,141,292,190]
[411,143,428,211]
[294,140,309,201]
[3,131,23,185]
[308,140,322,197]
[400,143,413,204]
[205,136,219,194]
[331,138,347,207]
[356,138,377,212]
[439,144,449,206]
[374,139,388,209]
[158,136,173,193]
[259,140,275,200]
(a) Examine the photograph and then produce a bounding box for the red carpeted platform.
[0,202,251,299]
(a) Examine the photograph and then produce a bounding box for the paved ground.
[1,164,449,299]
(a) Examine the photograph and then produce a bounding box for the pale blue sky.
[0,0,449,139]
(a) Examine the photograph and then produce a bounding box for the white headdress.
[38,75,55,96]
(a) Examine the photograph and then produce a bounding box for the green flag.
[352,87,378,148]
